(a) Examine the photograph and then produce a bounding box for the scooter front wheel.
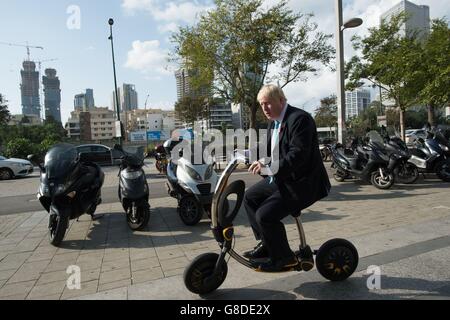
[316,238,359,282]
[333,170,346,182]
[371,170,394,189]
[179,196,203,226]
[127,203,150,231]
[184,253,228,295]
[48,212,69,247]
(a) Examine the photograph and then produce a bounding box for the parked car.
[0,155,34,180]
[75,144,121,166]
[405,129,427,145]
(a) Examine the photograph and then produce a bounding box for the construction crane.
[144,94,150,110]
[0,41,44,61]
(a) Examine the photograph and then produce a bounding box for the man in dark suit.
[243,84,331,272]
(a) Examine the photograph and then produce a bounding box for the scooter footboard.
[217,180,245,228]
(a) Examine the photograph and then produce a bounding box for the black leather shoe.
[255,255,299,272]
[243,242,269,259]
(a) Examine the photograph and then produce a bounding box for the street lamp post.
[108,18,122,146]
[335,0,363,143]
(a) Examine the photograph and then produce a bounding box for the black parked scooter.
[382,135,419,184]
[28,144,104,246]
[408,127,450,182]
[331,132,395,189]
[114,145,150,230]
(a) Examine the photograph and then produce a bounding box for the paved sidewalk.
[0,171,449,300]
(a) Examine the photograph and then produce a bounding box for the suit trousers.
[244,177,301,260]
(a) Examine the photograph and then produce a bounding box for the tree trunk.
[399,108,405,141]
[427,104,435,127]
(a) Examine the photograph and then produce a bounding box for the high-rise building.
[42,68,61,122]
[175,68,210,101]
[20,61,40,117]
[74,94,86,111]
[112,84,138,112]
[345,89,371,120]
[85,89,95,109]
[381,0,430,39]
[74,89,95,111]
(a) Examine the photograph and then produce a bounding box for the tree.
[314,95,337,129]
[346,107,378,137]
[420,19,450,126]
[5,138,35,159]
[347,14,426,140]
[171,0,334,129]
[0,94,11,126]
[175,96,208,127]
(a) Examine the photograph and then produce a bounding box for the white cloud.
[124,40,172,75]
[158,22,179,33]
[121,0,153,14]
[121,0,213,31]
[152,2,213,24]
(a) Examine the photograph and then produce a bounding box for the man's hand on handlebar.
[248,161,263,175]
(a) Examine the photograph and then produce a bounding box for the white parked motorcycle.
[163,138,219,226]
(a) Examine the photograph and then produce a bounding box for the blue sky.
[0,0,448,124]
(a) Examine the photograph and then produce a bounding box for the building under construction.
[20,60,40,117]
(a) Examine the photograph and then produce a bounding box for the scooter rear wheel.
[436,160,450,182]
[316,238,359,282]
[184,253,228,295]
[179,196,203,226]
[396,163,419,184]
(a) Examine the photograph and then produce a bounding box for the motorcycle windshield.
[367,131,384,144]
[44,144,78,181]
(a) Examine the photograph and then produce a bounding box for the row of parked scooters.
[28,144,150,246]
[328,127,450,189]
[28,138,220,247]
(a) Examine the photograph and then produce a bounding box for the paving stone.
[130,257,160,272]
[99,268,131,285]
[60,280,98,300]
[131,268,164,285]
[26,281,66,299]
[7,260,50,284]
[98,279,131,292]
[0,280,36,299]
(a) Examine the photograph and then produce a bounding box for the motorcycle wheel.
[396,163,419,184]
[371,170,394,189]
[48,212,69,247]
[127,203,150,231]
[436,160,450,182]
[333,170,346,182]
[179,196,203,226]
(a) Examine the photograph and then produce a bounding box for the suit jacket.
[267,105,331,210]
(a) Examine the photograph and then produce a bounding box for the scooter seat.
[336,148,357,159]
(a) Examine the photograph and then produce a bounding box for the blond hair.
[257,84,287,103]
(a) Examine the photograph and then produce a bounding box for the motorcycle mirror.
[28,154,44,171]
